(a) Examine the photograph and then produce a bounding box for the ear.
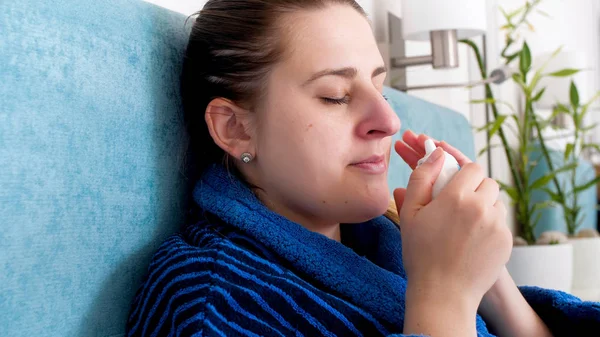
[204,98,255,160]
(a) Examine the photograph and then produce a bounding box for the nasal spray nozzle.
[416,139,460,199]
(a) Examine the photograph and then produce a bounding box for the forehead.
[276,5,383,76]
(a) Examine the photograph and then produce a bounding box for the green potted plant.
[539,80,600,299]
[461,0,580,291]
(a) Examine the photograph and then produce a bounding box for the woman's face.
[252,4,401,226]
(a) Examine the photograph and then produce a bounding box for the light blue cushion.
[0,1,474,336]
[1,0,191,336]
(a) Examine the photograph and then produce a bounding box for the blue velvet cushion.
[0,0,474,336]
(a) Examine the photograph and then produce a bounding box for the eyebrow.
[303,66,387,86]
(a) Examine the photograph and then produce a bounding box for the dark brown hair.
[180,0,367,182]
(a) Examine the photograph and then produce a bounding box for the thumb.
[393,188,407,230]
[393,188,407,213]
[403,147,445,215]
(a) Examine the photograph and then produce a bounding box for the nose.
[355,91,401,139]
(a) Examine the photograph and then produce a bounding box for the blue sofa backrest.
[0,0,474,336]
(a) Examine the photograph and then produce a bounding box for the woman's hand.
[394,130,513,336]
[394,129,471,170]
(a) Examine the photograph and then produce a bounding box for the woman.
[126,1,600,336]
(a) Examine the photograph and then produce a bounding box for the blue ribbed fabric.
[126,164,600,337]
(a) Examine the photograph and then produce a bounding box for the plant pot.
[506,244,573,292]
[569,237,600,301]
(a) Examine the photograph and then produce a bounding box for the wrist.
[479,267,553,337]
[479,267,511,316]
[404,283,478,337]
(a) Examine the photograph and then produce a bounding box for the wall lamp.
[390,0,502,91]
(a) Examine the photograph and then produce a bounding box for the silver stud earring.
[241,152,253,163]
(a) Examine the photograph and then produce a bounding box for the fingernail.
[426,147,444,164]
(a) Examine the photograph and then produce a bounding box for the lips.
[349,155,387,174]
[351,155,385,165]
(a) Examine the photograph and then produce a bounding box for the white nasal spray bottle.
[416,139,460,199]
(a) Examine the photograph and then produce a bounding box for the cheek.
[261,97,349,160]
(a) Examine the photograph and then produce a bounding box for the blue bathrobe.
[126,163,600,337]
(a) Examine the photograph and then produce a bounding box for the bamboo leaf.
[575,215,586,230]
[564,143,574,161]
[532,200,557,214]
[550,45,564,58]
[581,123,598,133]
[533,46,565,86]
[583,90,600,107]
[536,9,551,18]
[477,144,503,157]
[475,120,497,133]
[547,68,581,77]
[574,176,600,194]
[541,187,564,203]
[539,107,564,129]
[556,162,579,173]
[510,114,523,130]
[581,91,600,122]
[529,70,543,92]
[555,103,571,114]
[526,21,535,32]
[532,87,546,102]
[520,42,532,76]
[507,6,525,20]
[570,80,580,108]
[470,99,496,105]
[498,181,519,201]
[530,174,555,190]
[489,115,508,138]
[512,73,528,93]
[471,98,517,114]
[530,163,578,189]
[582,143,600,152]
[505,52,520,64]
[532,212,542,230]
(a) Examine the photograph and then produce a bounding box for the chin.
[343,190,391,223]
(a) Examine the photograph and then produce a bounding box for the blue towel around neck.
[126,163,600,337]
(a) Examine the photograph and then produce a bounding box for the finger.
[401,129,419,148]
[416,133,438,152]
[402,131,432,157]
[437,141,472,166]
[394,140,421,170]
[475,177,500,206]
[403,147,445,215]
[494,199,508,217]
[393,188,407,216]
[445,162,486,193]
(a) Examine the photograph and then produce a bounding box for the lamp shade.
[401,0,487,41]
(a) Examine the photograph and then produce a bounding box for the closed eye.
[321,93,388,105]
[321,96,350,105]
